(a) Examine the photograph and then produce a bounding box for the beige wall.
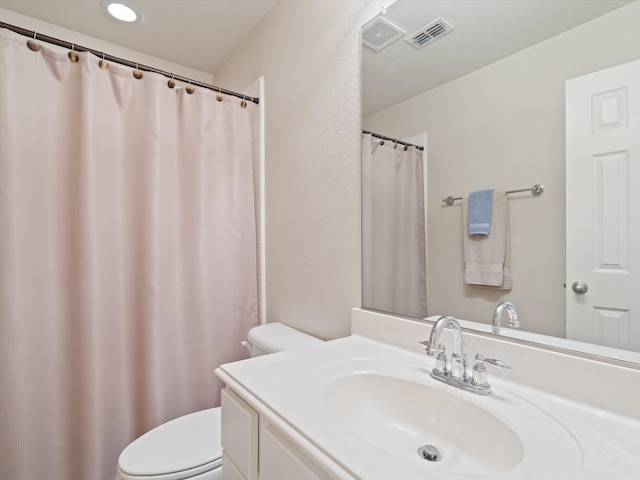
[215,1,388,340]
[363,1,640,336]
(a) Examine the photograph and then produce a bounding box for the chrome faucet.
[420,315,510,395]
[421,315,467,380]
[492,301,520,335]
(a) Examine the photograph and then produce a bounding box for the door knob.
[571,281,588,294]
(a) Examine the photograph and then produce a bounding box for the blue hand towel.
[467,189,494,236]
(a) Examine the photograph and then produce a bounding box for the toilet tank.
[246,322,322,357]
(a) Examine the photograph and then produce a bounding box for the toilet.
[115,322,322,480]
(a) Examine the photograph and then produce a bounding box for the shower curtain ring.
[68,43,79,63]
[168,74,176,89]
[99,52,109,70]
[133,64,143,79]
[216,87,223,102]
[27,31,41,51]
[186,79,195,95]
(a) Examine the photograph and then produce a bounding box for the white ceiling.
[0,0,277,74]
[363,0,634,116]
[0,0,634,116]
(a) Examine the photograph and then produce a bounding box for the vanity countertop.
[216,333,640,480]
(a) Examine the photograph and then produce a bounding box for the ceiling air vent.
[362,15,405,52]
[405,17,454,49]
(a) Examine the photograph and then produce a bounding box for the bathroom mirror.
[361,0,640,364]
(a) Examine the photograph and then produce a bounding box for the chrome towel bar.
[442,184,544,206]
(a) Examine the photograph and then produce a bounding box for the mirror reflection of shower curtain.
[362,133,427,318]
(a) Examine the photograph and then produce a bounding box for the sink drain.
[417,444,441,462]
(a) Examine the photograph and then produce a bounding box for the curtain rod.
[363,130,425,151]
[0,21,259,105]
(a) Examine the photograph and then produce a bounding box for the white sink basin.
[324,373,523,475]
[303,357,583,479]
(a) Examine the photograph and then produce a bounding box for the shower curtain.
[0,29,257,480]
[362,133,427,318]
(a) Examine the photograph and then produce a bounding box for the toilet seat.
[117,408,222,480]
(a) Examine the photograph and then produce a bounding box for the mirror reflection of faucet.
[492,301,520,335]
[419,315,510,395]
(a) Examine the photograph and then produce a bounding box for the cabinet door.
[222,452,246,480]
[259,422,330,480]
[221,388,258,480]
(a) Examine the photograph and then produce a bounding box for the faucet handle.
[472,353,510,389]
[418,340,435,356]
[474,353,511,369]
[434,343,448,374]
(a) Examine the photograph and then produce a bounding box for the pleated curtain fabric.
[361,133,427,319]
[0,29,257,480]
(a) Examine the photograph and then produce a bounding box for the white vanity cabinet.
[220,388,258,480]
[220,388,331,480]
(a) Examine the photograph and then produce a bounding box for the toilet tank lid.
[118,408,222,477]
[247,322,323,353]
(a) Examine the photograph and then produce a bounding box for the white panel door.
[566,59,640,352]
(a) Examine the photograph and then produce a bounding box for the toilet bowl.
[116,322,322,480]
[116,408,223,480]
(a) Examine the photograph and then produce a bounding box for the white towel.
[462,190,512,289]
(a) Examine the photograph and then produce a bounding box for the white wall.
[363,1,640,336]
[215,1,389,340]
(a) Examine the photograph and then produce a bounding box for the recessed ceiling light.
[101,0,143,24]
